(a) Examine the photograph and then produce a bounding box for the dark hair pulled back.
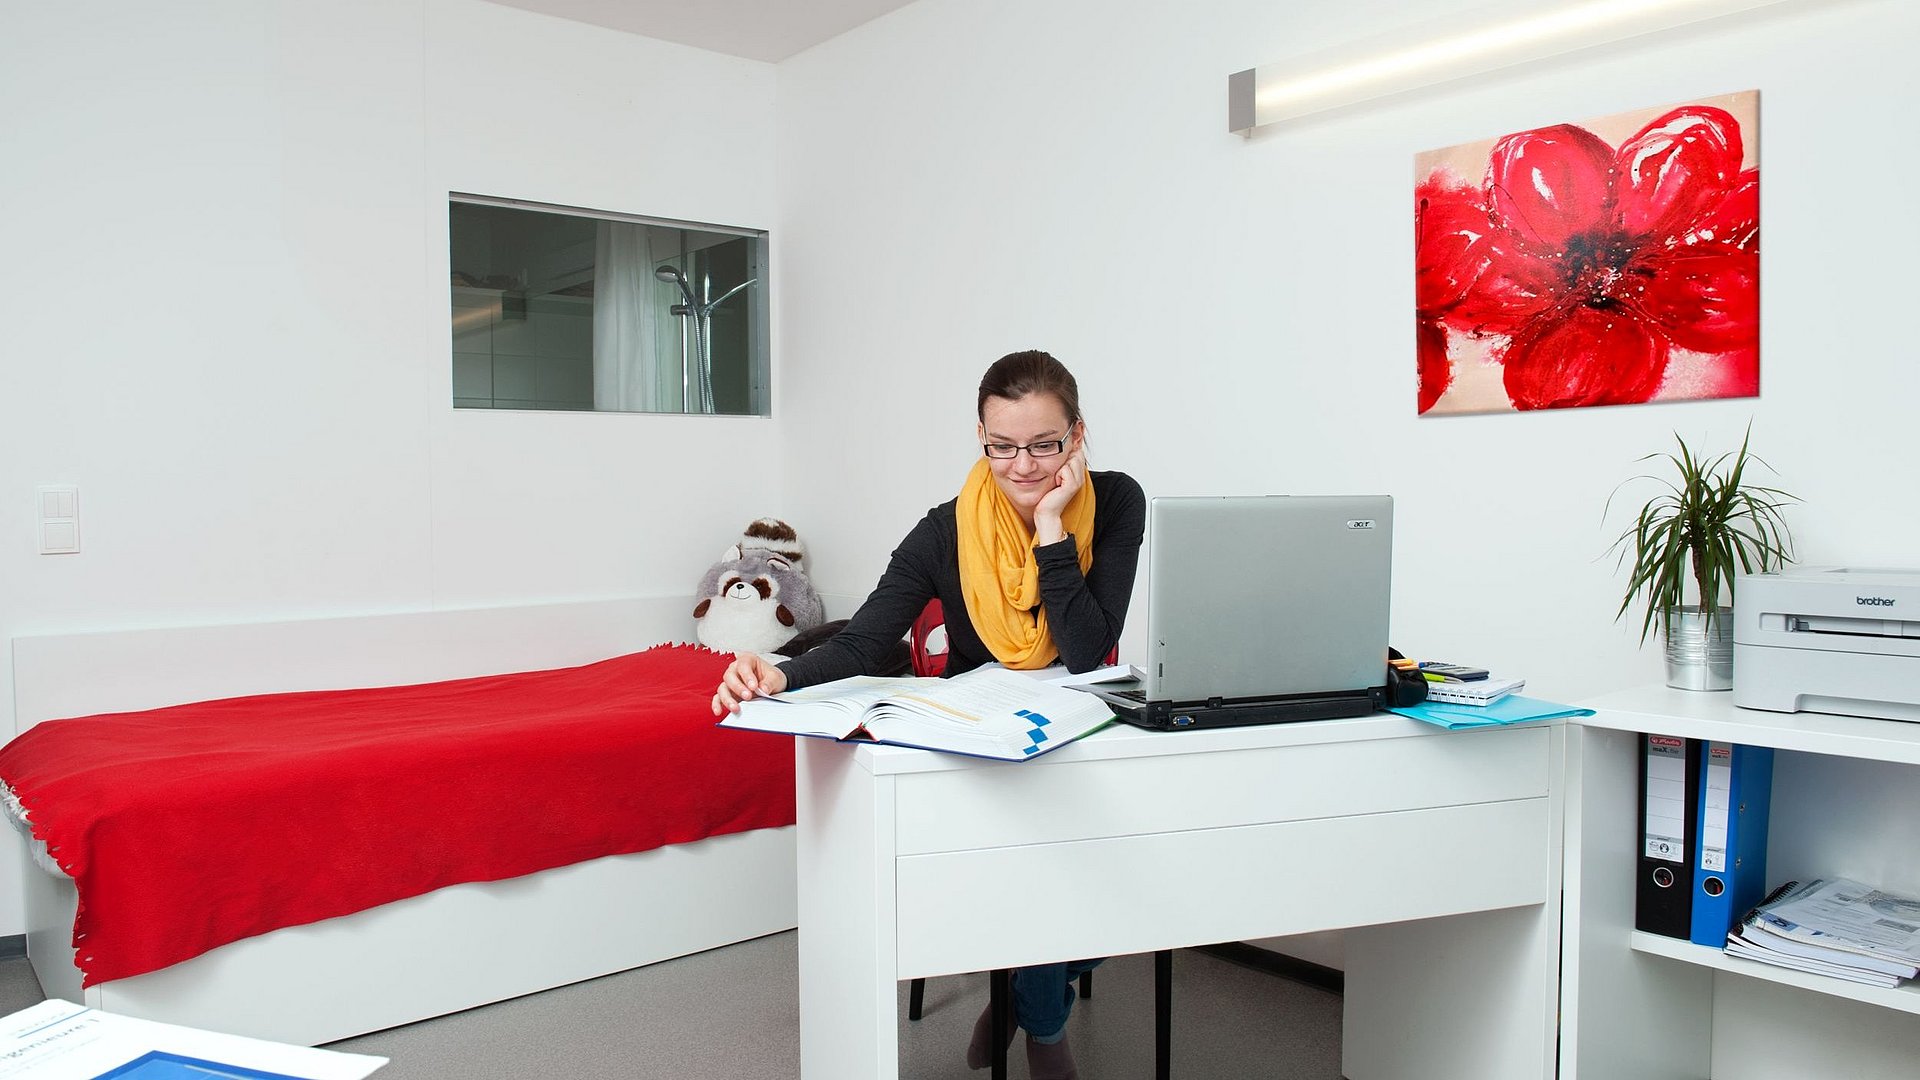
[976,350,1083,426]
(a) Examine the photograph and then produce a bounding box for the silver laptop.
[1089,495,1394,730]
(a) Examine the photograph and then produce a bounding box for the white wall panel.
[774,0,1920,709]
[0,0,780,935]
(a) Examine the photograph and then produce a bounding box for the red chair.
[910,598,1119,675]
[910,598,952,677]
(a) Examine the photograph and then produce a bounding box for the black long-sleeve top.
[778,471,1147,691]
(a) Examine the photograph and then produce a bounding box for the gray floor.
[0,934,1344,1079]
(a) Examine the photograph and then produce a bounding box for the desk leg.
[1345,904,1558,1079]
[796,741,900,1080]
[1343,728,1565,1080]
[1154,950,1172,1080]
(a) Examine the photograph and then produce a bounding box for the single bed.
[6,596,811,1047]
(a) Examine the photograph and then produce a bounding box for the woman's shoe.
[1025,1032,1079,1080]
[965,1002,1015,1070]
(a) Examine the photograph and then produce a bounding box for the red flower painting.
[1415,92,1759,415]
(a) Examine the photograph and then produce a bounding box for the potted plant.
[1607,427,1797,690]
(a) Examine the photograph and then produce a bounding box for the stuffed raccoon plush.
[734,517,808,577]
[692,548,825,657]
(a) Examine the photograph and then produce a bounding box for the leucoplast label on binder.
[1644,735,1690,862]
[1700,743,1734,872]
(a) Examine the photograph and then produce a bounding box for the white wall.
[2,0,1913,955]
[0,0,779,934]
[776,0,1920,706]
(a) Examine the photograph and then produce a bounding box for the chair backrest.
[911,600,951,677]
[909,599,1116,677]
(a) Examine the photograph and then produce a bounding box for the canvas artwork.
[1415,90,1759,416]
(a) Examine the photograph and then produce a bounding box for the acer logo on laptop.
[1346,520,1376,530]
[1857,596,1897,607]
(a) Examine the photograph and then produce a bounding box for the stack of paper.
[1723,878,1920,988]
[1423,675,1525,706]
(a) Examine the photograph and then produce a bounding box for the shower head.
[654,264,697,307]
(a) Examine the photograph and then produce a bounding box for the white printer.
[1734,566,1920,722]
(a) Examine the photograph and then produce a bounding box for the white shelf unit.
[1629,930,1920,1015]
[1563,686,1920,1080]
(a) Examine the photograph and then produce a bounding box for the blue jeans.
[1011,957,1104,1041]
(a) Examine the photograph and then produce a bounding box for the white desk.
[795,715,1565,1079]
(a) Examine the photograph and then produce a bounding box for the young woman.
[712,349,1145,1080]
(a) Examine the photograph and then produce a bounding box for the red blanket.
[0,644,794,987]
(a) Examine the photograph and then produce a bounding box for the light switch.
[37,484,79,555]
[40,521,79,555]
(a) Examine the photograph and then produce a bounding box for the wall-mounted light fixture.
[1228,0,1803,135]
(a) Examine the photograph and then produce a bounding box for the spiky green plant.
[1606,426,1798,645]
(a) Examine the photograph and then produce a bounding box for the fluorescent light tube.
[1229,0,1804,133]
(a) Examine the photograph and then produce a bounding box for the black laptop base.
[1107,688,1378,731]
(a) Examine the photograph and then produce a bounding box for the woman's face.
[977,393,1081,522]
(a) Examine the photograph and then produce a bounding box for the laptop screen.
[1140,495,1392,703]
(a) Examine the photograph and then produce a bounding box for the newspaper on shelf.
[1750,877,1920,967]
[1723,931,1906,988]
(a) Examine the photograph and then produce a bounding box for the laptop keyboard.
[1109,687,1146,703]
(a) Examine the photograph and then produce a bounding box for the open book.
[718,665,1117,761]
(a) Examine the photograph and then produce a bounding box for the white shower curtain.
[591,222,670,411]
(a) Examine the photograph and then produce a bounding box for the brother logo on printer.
[1857,596,1897,607]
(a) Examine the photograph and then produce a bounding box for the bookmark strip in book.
[1016,709,1050,756]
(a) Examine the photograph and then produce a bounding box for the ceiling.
[484,0,921,62]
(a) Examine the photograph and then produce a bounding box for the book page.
[864,667,1115,759]
[721,676,916,739]
[1031,663,1139,688]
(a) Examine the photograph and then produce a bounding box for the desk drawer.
[893,725,1547,855]
[895,795,1550,979]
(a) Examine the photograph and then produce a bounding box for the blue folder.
[1689,741,1774,946]
[91,1051,305,1079]
[1390,694,1595,730]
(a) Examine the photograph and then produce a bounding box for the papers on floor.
[1723,877,1920,987]
[0,1000,385,1079]
[720,665,1116,760]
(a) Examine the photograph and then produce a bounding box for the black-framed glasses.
[982,437,1069,460]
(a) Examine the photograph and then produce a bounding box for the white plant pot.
[1664,605,1734,691]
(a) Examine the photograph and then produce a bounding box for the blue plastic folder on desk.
[1390,694,1595,730]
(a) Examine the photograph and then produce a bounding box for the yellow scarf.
[956,457,1097,669]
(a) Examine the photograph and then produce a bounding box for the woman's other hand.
[1033,443,1088,545]
[712,653,790,715]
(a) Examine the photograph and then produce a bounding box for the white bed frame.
[10,597,806,1047]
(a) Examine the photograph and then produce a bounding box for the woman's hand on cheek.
[1033,445,1088,533]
